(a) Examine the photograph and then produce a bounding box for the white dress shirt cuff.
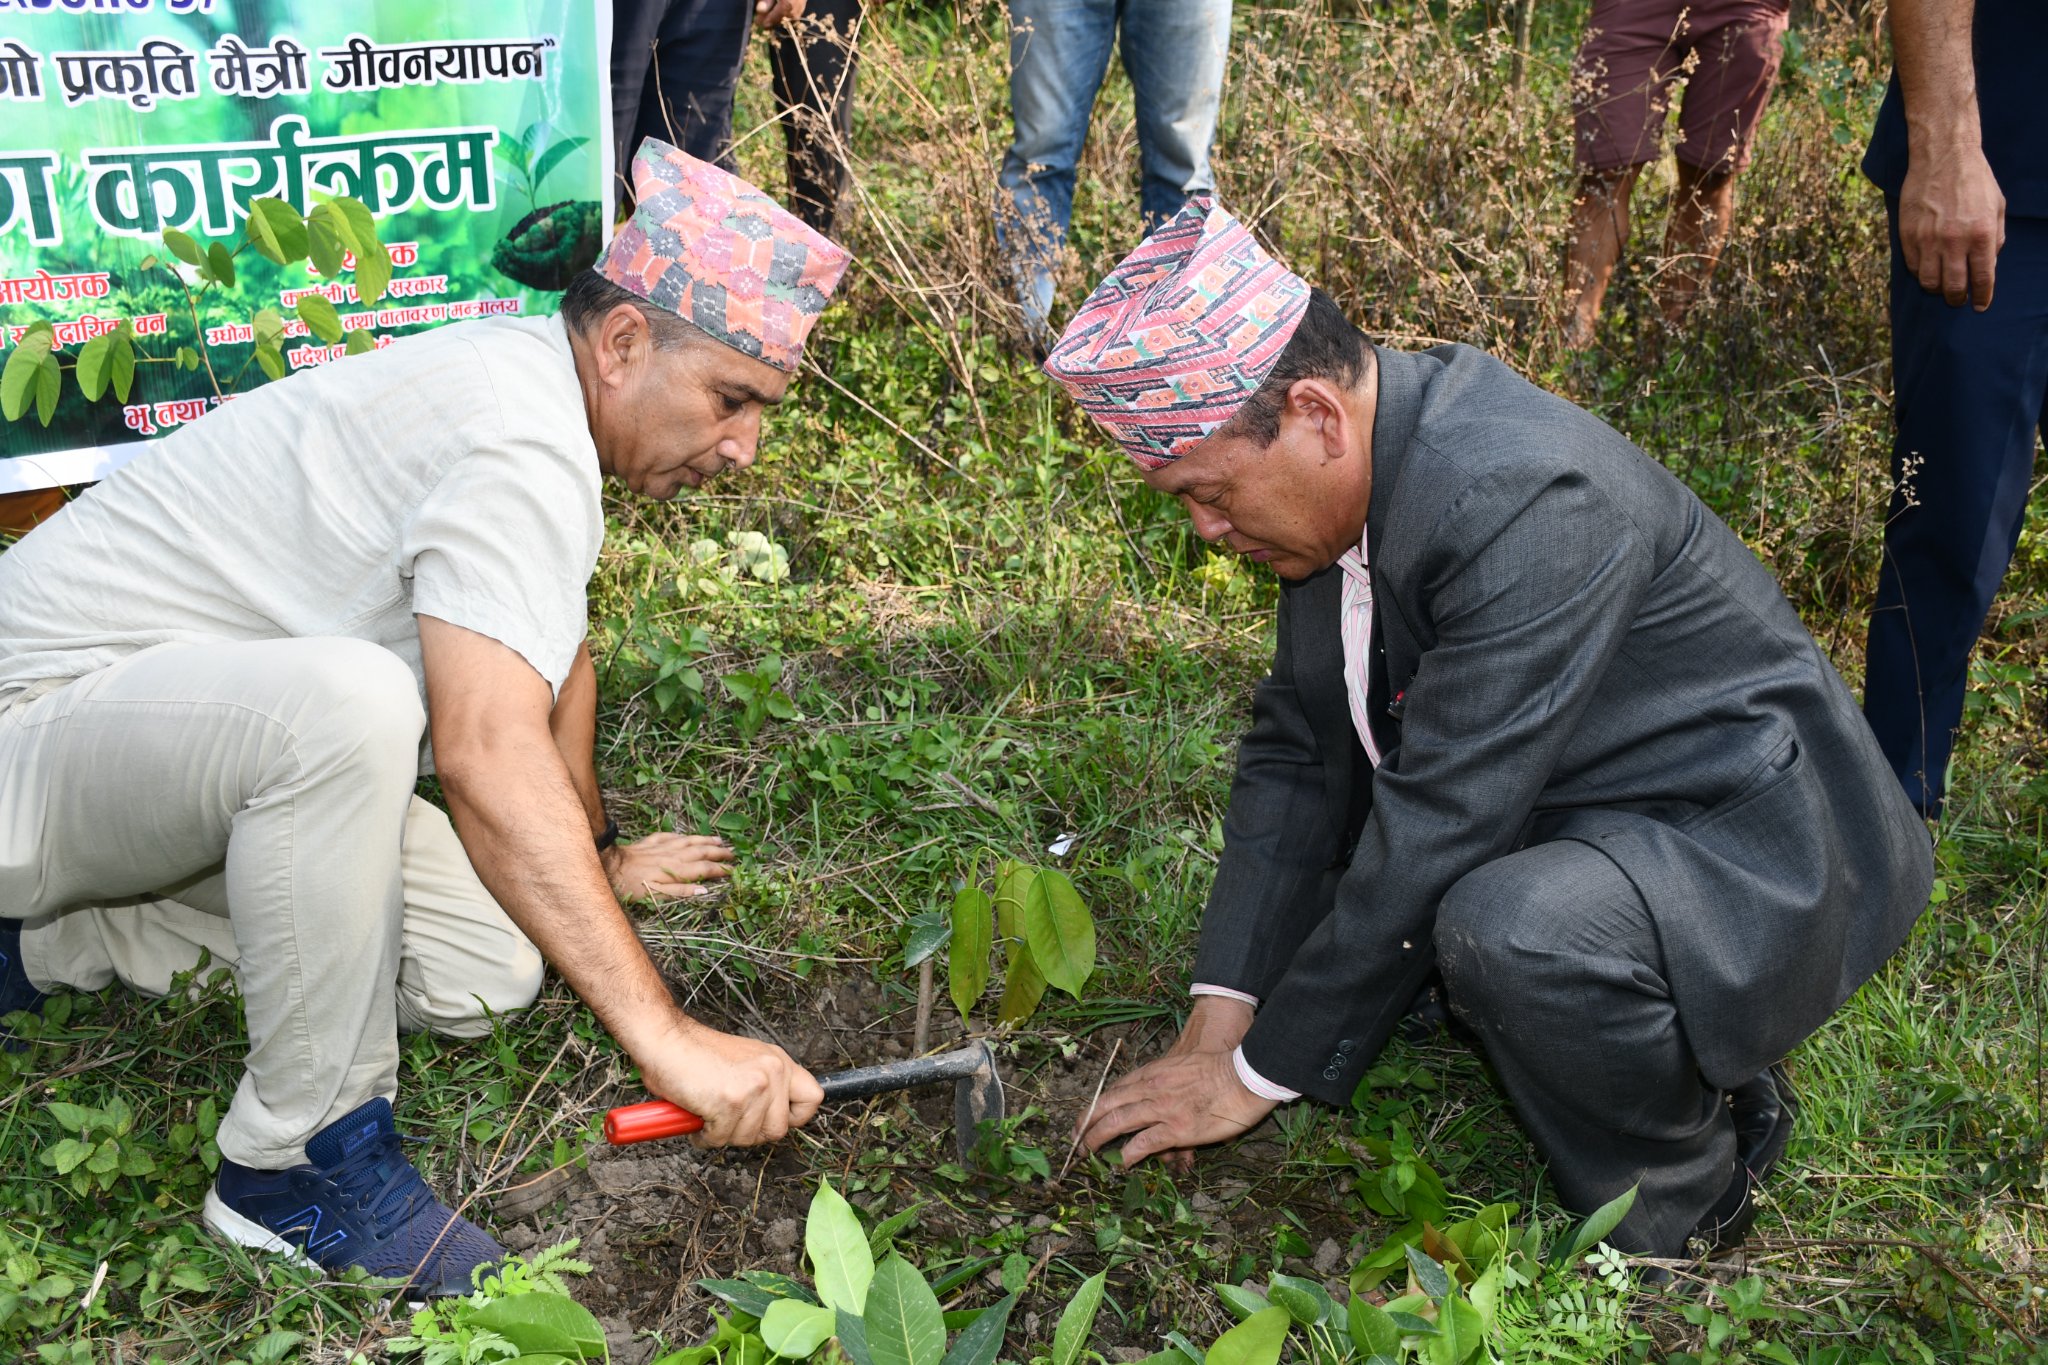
[1231,1046,1301,1102]
[1190,983,1260,1008]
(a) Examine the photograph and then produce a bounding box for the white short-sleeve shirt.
[0,315,603,769]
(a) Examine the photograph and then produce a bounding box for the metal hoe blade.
[815,1040,1005,1165]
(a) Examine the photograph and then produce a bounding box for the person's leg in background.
[996,0,1118,350]
[1863,211,2048,817]
[771,0,862,237]
[1118,0,1232,230]
[1,637,505,1292]
[635,0,756,177]
[1659,0,1789,322]
[1434,840,1759,1259]
[611,0,673,211]
[1564,0,1685,347]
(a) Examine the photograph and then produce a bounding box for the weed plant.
[4,0,2045,1361]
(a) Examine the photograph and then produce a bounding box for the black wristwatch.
[595,817,620,852]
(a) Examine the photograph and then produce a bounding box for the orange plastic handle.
[604,1100,706,1145]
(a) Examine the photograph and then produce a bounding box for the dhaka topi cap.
[594,137,851,372]
[1042,198,1310,469]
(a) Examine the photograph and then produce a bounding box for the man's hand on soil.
[1077,997,1274,1170]
[640,1020,823,1147]
[604,832,736,903]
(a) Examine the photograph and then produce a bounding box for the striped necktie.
[1337,532,1381,768]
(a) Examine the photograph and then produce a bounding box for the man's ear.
[1288,378,1350,463]
[593,303,647,391]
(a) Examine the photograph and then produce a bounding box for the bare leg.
[1563,166,1642,349]
[1660,160,1737,324]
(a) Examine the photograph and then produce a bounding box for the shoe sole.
[203,1186,455,1304]
[202,1187,319,1271]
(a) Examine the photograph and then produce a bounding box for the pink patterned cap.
[594,138,851,372]
[1043,198,1310,469]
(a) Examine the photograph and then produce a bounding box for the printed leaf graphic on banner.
[531,135,590,192]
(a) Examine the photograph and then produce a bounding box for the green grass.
[6,1,2048,1360]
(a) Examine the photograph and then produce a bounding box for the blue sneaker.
[203,1097,503,1297]
[0,918,49,1052]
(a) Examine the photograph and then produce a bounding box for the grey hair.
[558,269,714,352]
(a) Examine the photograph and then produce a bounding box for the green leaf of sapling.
[1212,1284,1269,1323]
[468,1290,608,1358]
[1404,1246,1451,1301]
[1,324,54,421]
[75,334,112,400]
[245,197,309,266]
[1022,869,1094,996]
[110,328,136,401]
[1204,1306,1291,1365]
[864,1255,947,1365]
[1049,1271,1107,1365]
[1348,1297,1400,1358]
[948,886,991,1020]
[938,1295,1014,1365]
[1557,1184,1637,1268]
[761,1300,838,1358]
[805,1180,874,1313]
[34,353,59,426]
[297,293,344,345]
[162,228,202,265]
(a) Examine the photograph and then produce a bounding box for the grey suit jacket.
[1193,344,1933,1103]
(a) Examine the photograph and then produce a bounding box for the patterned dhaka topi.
[1042,197,1310,469]
[594,137,851,372]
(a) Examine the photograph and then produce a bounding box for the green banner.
[0,0,612,493]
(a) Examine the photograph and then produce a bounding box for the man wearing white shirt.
[0,141,845,1295]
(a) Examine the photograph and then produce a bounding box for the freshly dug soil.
[489,968,1373,1365]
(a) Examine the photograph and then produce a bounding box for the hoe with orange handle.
[605,1041,1004,1163]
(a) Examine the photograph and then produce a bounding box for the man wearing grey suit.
[1046,201,1933,1259]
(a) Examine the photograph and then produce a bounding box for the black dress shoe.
[1684,1065,1801,1258]
[1729,1063,1799,1183]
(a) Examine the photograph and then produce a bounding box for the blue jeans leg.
[1120,0,1232,227]
[998,0,1117,339]
[1862,205,2048,815]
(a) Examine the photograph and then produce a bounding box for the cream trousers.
[0,638,544,1169]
